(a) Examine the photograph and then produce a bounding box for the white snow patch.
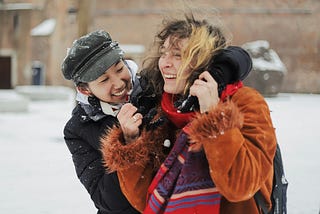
[242,40,287,73]
[31,19,56,36]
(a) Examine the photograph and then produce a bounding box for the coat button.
[163,139,171,147]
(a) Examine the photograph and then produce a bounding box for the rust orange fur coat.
[100,87,277,214]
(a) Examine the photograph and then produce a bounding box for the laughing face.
[87,60,132,104]
[158,36,191,95]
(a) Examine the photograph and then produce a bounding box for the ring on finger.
[133,115,139,122]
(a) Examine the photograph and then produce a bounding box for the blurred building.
[0,0,319,93]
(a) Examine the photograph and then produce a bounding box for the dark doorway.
[0,56,12,89]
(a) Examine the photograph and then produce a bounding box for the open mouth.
[112,87,127,97]
[163,74,177,79]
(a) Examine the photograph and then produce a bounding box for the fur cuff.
[188,100,243,145]
[100,126,166,172]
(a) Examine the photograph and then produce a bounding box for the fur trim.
[100,125,167,173]
[188,100,243,147]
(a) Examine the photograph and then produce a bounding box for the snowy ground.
[0,91,319,214]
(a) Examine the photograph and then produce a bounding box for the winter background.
[0,87,320,214]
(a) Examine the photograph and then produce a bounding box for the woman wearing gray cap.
[61,30,140,214]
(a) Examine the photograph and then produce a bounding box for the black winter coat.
[63,104,140,214]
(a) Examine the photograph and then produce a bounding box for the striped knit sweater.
[144,130,221,214]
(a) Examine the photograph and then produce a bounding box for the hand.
[117,103,143,144]
[189,71,219,113]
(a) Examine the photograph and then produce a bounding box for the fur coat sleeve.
[188,86,277,213]
[100,120,169,212]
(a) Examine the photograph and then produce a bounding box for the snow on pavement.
[0,95,96,214]
[266,93,320,214]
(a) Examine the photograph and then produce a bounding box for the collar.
[100,101,123,116]
[220,81,243,101]
[161,93,195,128]
[76,92,124,120]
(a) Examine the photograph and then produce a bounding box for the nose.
[160,53,173,68]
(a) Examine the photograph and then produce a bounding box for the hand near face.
[117,103,143,144]
[189,71,220,113]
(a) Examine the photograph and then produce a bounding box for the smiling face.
[85,60,132,104]
[158,36,191,95]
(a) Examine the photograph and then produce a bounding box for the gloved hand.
[141,108,167,131]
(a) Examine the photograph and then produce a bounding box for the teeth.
[113,88,126,96]
[164,74,176,79]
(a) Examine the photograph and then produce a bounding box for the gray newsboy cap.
[61,30,124,83]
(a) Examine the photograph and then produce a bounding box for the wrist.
[123,133,139,144]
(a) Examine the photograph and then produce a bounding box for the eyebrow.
[114,60,121,66]
[160,45,180,52]
[115,60,124,71]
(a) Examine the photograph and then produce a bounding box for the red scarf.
[220,81,243,101]
[161,81,243,128]
[161,93,195,128]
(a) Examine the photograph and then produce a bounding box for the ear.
[77,85,92,96]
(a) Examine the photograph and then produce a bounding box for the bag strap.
[254,143,288,214]
[254,190,269,214]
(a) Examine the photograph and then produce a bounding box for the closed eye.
[100,77,109,83]
[116,66,124,73]
[172,51,181,58]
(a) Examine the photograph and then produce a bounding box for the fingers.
[132,114,139,123]
[132,113,143,124]
[193,71,217,87]
[117,103,142,124]
[190,71,219,113]
[190,71,218,97]
[117,103,143,144]
[118,103,137,118]
[198,71,216,84]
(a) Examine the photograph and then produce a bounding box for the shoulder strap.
[254,190,269,214]
[254,143,288,214]
[272,143,288,214]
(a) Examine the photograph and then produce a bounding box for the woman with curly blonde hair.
[101,13,276,214]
